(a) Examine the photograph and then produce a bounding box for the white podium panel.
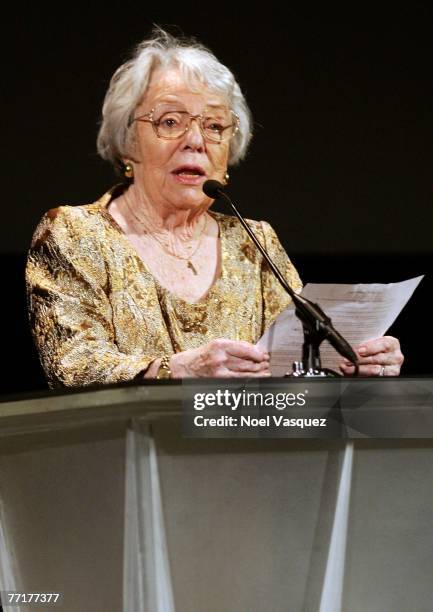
[153,423,343,612]
[343,443,433,612]
[0,426,126,611]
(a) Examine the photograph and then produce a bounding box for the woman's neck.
[121,183,208,237]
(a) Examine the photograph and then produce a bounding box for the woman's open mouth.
[171,165,206,185]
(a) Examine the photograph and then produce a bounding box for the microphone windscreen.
[203,179,224,198]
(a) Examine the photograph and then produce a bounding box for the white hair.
[97,27,253,170]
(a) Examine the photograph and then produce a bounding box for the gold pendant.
[187,260,198,275]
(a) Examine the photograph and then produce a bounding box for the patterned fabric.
[26,187,302,388]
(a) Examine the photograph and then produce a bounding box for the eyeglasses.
[130,103,240,144]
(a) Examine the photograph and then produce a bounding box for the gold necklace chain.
[123,191,208,274]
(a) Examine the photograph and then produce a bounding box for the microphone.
[203,179,225,199]
[203,180,359,370]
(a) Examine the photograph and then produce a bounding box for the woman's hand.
[170,339,270,378]
[339,336,404,377]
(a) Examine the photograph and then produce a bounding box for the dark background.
[2,8,431,395]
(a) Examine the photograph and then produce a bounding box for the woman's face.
[130,66,231,213]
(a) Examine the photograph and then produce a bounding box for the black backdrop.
[2,8,431,394]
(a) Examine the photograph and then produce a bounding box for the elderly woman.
[26,29,403,387]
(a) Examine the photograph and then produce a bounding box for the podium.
[0,382,432,611]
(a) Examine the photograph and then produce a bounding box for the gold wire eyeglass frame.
[129,107,240,144]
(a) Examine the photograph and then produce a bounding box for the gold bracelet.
[156,355,171,379]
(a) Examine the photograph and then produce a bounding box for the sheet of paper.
[257,276,424,376]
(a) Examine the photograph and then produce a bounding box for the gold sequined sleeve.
[26,206,154,388]
[259,221,303,332]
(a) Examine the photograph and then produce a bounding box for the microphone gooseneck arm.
[203,180,359,375]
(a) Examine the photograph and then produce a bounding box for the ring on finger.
[379,365,386,377]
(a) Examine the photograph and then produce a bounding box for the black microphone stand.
[205,182,359,378]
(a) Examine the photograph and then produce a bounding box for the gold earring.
[124,162,134,179]
[223,171,230,185]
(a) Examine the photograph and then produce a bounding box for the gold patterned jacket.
[26,188,302,388]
